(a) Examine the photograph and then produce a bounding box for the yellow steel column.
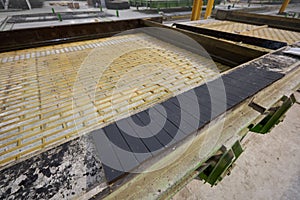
[279,0,290,14]
[191,0,203,21]
[204,0,215,19]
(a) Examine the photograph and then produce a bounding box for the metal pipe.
[204,0,215,19]
[191,0,203,21]
[0,0,5,7]
[279,0,290,14]
[25,0,32,10]
[4,0,9,10]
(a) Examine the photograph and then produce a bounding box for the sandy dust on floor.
[173,92,300,200]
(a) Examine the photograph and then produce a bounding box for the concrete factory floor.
[173,92,300,200]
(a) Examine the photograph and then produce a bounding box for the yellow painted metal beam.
[204,0,215,19]
[279,0,290,14]
[191,0,203,21]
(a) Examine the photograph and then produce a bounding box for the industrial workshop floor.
[173,93,300,200]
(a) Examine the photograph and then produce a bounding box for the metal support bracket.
[248,101,266,114]
[196,140,243,186]
[249,94,296,134]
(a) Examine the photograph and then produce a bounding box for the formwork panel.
[0,33,222,168]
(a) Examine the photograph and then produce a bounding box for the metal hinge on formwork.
[195,140,243,186]
[248,94,296,134]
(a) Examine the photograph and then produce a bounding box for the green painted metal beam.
[198,140,243,186]
[250,94,296,134]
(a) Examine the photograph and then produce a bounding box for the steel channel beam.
[215,10,300,32]
[0,17,162,53]
[141,19,266,67]
[0,17,265,68]
[174,23,287,50]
